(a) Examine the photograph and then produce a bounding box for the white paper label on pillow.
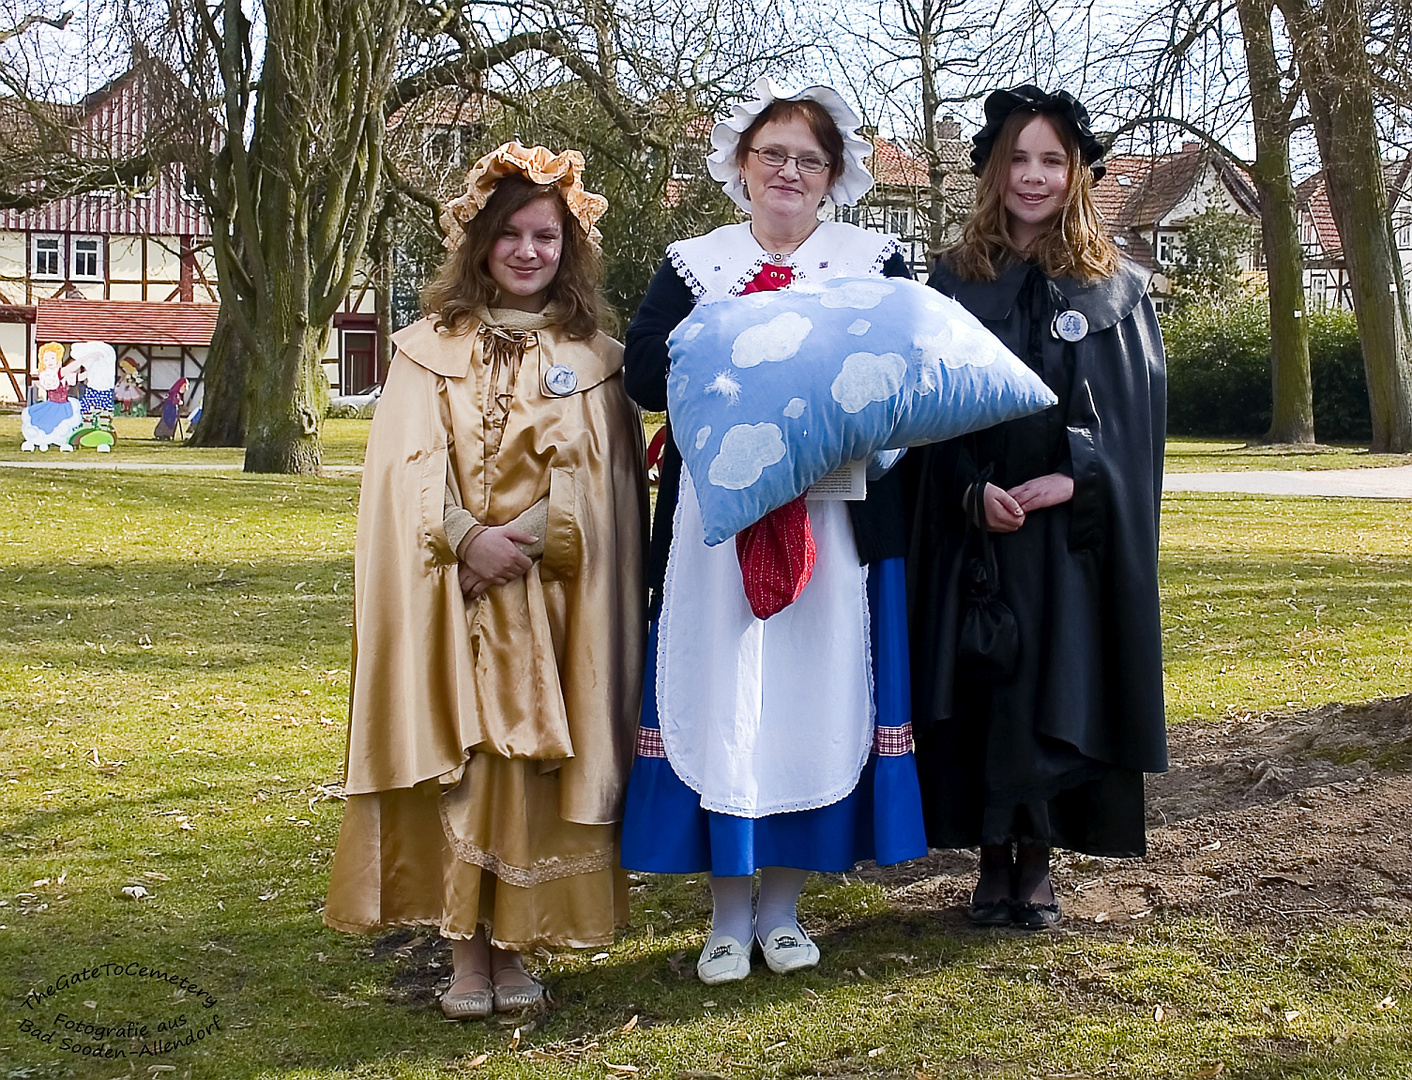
[807,459,867,500]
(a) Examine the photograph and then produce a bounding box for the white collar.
[667,221,901,301]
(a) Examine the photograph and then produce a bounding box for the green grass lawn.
[5,413,1412,475]
[1162,437,1412,473]
[1,470,1410,1078]
[0,416,371,467]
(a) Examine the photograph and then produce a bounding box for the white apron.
[656,470,873,817]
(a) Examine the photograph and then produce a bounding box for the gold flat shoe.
[492,971,545,1013]
[440,973,494,1020]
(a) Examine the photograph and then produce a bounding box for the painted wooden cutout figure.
[153,378,188,440]
[114,358,145,415]
[21,342,83,451]
[62,341,119,452]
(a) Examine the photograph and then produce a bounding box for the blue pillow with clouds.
[666,275,1058,546]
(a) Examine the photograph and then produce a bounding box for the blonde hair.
[946,111,1118,283]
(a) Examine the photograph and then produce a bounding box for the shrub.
[1161,297,1370,441]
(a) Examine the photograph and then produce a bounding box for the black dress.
[905,258,1168,857]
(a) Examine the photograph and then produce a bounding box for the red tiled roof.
[1295,174,1341,259]
[1297,159,1412,262]
[868,136,929,187]
[35,300,220,347]
[1092,147,1257,230]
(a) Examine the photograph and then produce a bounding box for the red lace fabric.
[732,261,816,620]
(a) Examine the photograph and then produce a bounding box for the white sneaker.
[757,925,820,974]
[696,934,752,985]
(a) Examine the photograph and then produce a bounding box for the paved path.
[0,459,362,476]
[1165,465,1412,499]
[4,457,1411,496]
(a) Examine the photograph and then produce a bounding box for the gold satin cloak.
[325,314,647,947]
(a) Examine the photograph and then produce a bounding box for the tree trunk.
[186,311,246,446]
[242,327,329,473]
[1237,0,1314,444]
[198,0,408,474]
[911,0,950,260]
[1280,0,1412,451]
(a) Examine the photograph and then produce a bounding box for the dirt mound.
[869,695,1412,932]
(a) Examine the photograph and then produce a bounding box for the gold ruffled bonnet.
[440,141,609,251]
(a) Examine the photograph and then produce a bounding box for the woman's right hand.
[982,482,1026,532]
[456,525,537,598]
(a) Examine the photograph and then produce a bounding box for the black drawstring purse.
[958,465,1019,681]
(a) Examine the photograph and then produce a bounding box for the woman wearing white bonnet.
[619,77,928,984]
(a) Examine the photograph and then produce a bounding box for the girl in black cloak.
[906,86,1168,929]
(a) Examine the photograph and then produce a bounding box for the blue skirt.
[621,557,927,876]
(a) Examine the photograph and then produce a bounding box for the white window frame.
[888,206,909,237]
[70,235,103,280]
[33,234,64,279]
[1396,215,1412,250]
[181,167,202,203]
[422,124,462,166]
[1309,273,1328,308]
[834,204,862,226]
[1156,231,1181,266]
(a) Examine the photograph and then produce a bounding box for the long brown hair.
[423,174,613,340]
[946,110,1118,283]
[735,99,846,190]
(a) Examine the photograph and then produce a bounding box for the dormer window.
[1156,231,1181,265]
[1117,175,1132,187]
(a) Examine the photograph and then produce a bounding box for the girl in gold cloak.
[324,143,648,1019]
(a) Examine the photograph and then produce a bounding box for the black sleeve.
[624,259,695,412]
[882,251,913,280]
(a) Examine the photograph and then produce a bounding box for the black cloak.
[904,257,1168,857]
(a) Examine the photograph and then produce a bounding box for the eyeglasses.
[748,146,832,175]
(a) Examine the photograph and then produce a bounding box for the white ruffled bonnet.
[706,76,875,213]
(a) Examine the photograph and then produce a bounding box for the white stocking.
[707,873,755,944]
[755,866,809,939]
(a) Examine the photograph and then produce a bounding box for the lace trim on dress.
[666,245,709,301]
[437,798,615,887]
[869,238,903,275]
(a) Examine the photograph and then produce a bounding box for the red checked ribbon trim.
[637,724,911,760]
[872,724,914,757]
[635,726,667,759]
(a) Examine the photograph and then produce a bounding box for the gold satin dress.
[324,307,647,948]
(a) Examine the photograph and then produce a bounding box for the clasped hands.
[982,472,1074,532]
[456,525,538,600]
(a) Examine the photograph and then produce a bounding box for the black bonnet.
[970,85,1107,180]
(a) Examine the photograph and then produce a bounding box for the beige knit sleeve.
[444,486,547,560]
[443,485,483,559]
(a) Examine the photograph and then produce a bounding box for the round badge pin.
[544,364,578,396]
[1052,309,1089,342]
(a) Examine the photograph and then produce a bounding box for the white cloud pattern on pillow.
[819,280,895,309]
[831,352,906,414]
[695,425,712,449]
[731,311,813,368]
[783,397,807,419]
[847,319,871,335]
[708,423,788,489]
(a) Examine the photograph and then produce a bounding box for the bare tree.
[1236,0,1314,443]
[1278,0,1412,451]
[1100,0,1315,443]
